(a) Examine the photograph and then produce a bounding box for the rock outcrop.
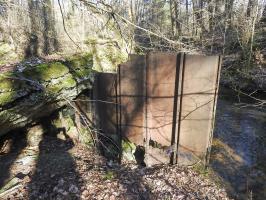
[0,54,94,136]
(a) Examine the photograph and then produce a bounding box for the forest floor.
[0,132,230,200]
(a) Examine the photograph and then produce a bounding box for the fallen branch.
[232,87,266,107]
[0,184,22,198]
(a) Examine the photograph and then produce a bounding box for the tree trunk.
[42,0,59,55]
[170,0,175,37]
[247,0,257,18]
[174,0,181,37]
[192,0,206,36]
[186,0,189,30]
[208,0,215,32]
[261,4,266,24]
[224,0,234,27]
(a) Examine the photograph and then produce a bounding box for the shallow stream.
[211,88,266,199]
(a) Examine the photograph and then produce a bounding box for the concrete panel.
[178,54,221,164]
[95,53,221,166]
[118,55,146,145]
[145,52,177,150]
[94,73,118,137]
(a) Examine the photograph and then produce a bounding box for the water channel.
[210,88,266,199]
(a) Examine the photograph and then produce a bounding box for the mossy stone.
[0,91,17,106]
[46,75,76,93]
[122,140,136,152]
[87,37,127,72]
[79,127,93,146]
[65,116,74,128]
[66,53,93,78]
[66,53,93,68]
[0,54,94,136]
[0,73,27,92]
[0,42,20,66]
[122,140,136,161]
[23,62,69,82]
[0,77,14,92]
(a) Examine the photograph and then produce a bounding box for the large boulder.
[0,54,94,136]
[87,37,128,72]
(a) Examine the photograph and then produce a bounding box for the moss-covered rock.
[65,53,93,78]
[87,37,128,72]
[23,62,69,82]
[46,74,77,93]
[0,91,17,106]
[66,53,93,69]
[0,42,20,66]
[122,140,136,161]
[79,127,93,146]
[0,54,94,136]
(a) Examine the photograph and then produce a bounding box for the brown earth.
[0,131,230,200]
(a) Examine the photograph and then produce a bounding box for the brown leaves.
[1,140,230,200]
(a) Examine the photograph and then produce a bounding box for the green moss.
[0,77,14,92]
[23,62,69,82]
[0,43,12,57]
[192,162,209,176]
[121,140,136,161]
[70,68,92,78]
[79,127,93,146]
[122,140,136,152]
[0,91,17,106]
[86,38,98,45]
[66,117,74,127]
[0,72,28,92]
[105,44,127,66]
[104,171,114,180]
[0,43,20,66]
[0,54,92,107]
[0,54,92,106]
[66,53,93,69]
[92,43,127,71]
[86,37,127,71]
[46,75,76,93]
[67,74,77,84]
[65,53,93,78]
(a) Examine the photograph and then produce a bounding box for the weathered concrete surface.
[0,54,94,136]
